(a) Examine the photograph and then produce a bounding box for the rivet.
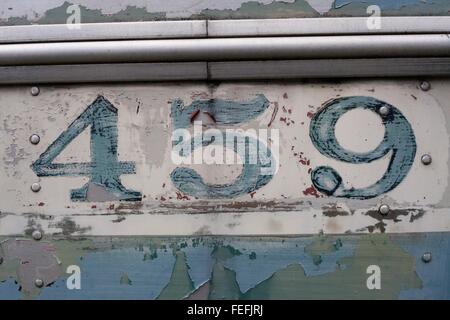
[30,86,40,96]
[379,204,390,215]
[420,81,431,91]
[35,278,44,288]
[31,183,41,193]
[421,154,432,165]
[422,252,432,263]
[29,134,40,145]
[378,106,389,116]
[32,230,42,241]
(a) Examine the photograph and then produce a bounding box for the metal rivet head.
[421,154,432,165]
[32,230,42,241]
[29,134,40,145]
[35,278,44,288]
[420,81,431,91]
[378,106,389,116]
[30,86,40,96]
[379,204,390,215]
[422,252,432,263]
[31,183,41,192]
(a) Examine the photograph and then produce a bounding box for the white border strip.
[208,16,450,37]
[0,17,449,44]
[0,20,207,44]
[2,208,450,236]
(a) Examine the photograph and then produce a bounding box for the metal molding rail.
[0,35,449,66]
[0,17,449,83]
[1,17,450,43]
[1,59,450,84]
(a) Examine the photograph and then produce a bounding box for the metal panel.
[1,80,450,237]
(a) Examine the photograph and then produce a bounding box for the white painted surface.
[1,79,450,235]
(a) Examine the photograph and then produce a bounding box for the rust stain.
[364,208,426,233]
[176,192,190,201]
[302,185,321,198]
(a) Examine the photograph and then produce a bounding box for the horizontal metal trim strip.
[0,35,449,66]
[0,21,207,44]
[0,63,207,84]
[0,17,449,44]
[209,58,450,80]
[208,17,450,37]
[1,58,449,84]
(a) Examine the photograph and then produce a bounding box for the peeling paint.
[0,234,448,299]
[1,0,448,25]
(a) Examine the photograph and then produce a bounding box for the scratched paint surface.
[0,0,448,25]
[1,80,450,236]
[0,234,449,299]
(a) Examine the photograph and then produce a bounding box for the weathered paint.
[0,0,449,25]
[32,96,141,202]
[1,233,449,299]
[310,96,416,199]
[1,80,450,235]
[1,79,450,299]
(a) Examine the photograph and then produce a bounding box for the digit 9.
[309,96,416,199]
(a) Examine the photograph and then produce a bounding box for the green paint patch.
[143,250,158,261]
[243,234,421,299]
[209,263,241,300]
[194,0,318,20]
[211,245,242,261]
[120,273,132,285]
[158,251,194,300]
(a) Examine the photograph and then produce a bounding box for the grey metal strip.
[0,35,449,66]
[0,21,207,43]
[0,62,207,84]
[209,58,450,80]
[208,17,450,37]
[1,58,449,84]
[0,17,449,44]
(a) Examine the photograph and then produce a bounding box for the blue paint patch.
[310,96,416,199]
[221,238,356,293]
[171,95,270,130]
[182,244,214,289]
[31,96,141,202]
[38,248,176,300]
[0,279,22,300]
[393,233,450,300]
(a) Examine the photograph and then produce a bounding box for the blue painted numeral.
[309,96,416,199]
[170,95,275,199]
[31,96,141,202]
